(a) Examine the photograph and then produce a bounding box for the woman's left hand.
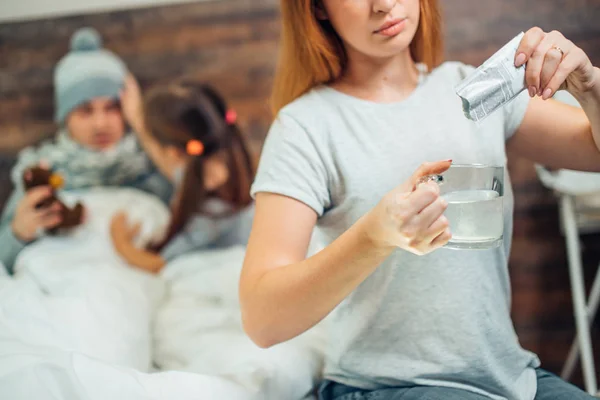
[515,27,599,100]
[110,212,141,249]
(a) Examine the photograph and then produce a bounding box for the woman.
[241,1,600,399]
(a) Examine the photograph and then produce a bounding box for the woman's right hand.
[11,186,62,242]
[363,160,453,255]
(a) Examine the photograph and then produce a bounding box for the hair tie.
[186,140,204,156]
[225,109,237,125]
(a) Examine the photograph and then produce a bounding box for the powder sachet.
[456,32,527,123]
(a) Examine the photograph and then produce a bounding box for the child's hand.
[110,212,141,247]
[120,74,145,134]
[110,211,165,274]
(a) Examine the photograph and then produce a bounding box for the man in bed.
[0,27,172,274]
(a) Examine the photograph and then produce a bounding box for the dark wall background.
[1,0,599,387]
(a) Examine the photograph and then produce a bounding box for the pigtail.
[153,157,207,251]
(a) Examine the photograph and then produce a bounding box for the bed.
[0,187,326,399]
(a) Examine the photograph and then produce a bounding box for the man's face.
[66,97,126,151]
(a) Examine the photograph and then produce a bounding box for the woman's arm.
[507,94,600,171]
[240,161,452,348]
[240,193,393,348]
[507,28,600,171]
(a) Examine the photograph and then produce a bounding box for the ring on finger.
[551,45,565,60]
[417,174,444,186]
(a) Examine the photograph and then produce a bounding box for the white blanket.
[0,188,325,399]
[156,247,326,400]
[9,187,169,371]
[0,338,251,400]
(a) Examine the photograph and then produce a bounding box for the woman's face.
[320,0,420,60]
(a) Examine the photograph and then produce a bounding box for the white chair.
[534,91,600,396]
[536,166,600,396]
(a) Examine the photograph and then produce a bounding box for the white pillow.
[60,187,170,248]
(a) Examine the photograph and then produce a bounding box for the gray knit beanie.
[54,27,127,123]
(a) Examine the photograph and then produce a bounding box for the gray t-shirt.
[251,62,540,400]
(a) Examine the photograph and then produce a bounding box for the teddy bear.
[22,166,84,234]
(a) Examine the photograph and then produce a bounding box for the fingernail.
[542,88,553,100]
[528,86,536,98]
[537,88,543,96]
[515,53,527,67]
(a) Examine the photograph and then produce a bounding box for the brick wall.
[1,0,599,384]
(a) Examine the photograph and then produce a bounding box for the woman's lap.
[319,369,595,400]
[534,369,596,400]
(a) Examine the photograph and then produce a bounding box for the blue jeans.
[318,369,595,400]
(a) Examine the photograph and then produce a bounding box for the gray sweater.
[0,187,27,274]
[159,200,254,262]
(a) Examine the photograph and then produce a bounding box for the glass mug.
[419,164,505,250]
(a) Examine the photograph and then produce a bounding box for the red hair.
[271,0,444,115]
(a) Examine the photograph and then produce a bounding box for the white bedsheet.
[0,188,325,399]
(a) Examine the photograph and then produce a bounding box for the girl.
[240,1,600,400]
[110,80,255,273]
